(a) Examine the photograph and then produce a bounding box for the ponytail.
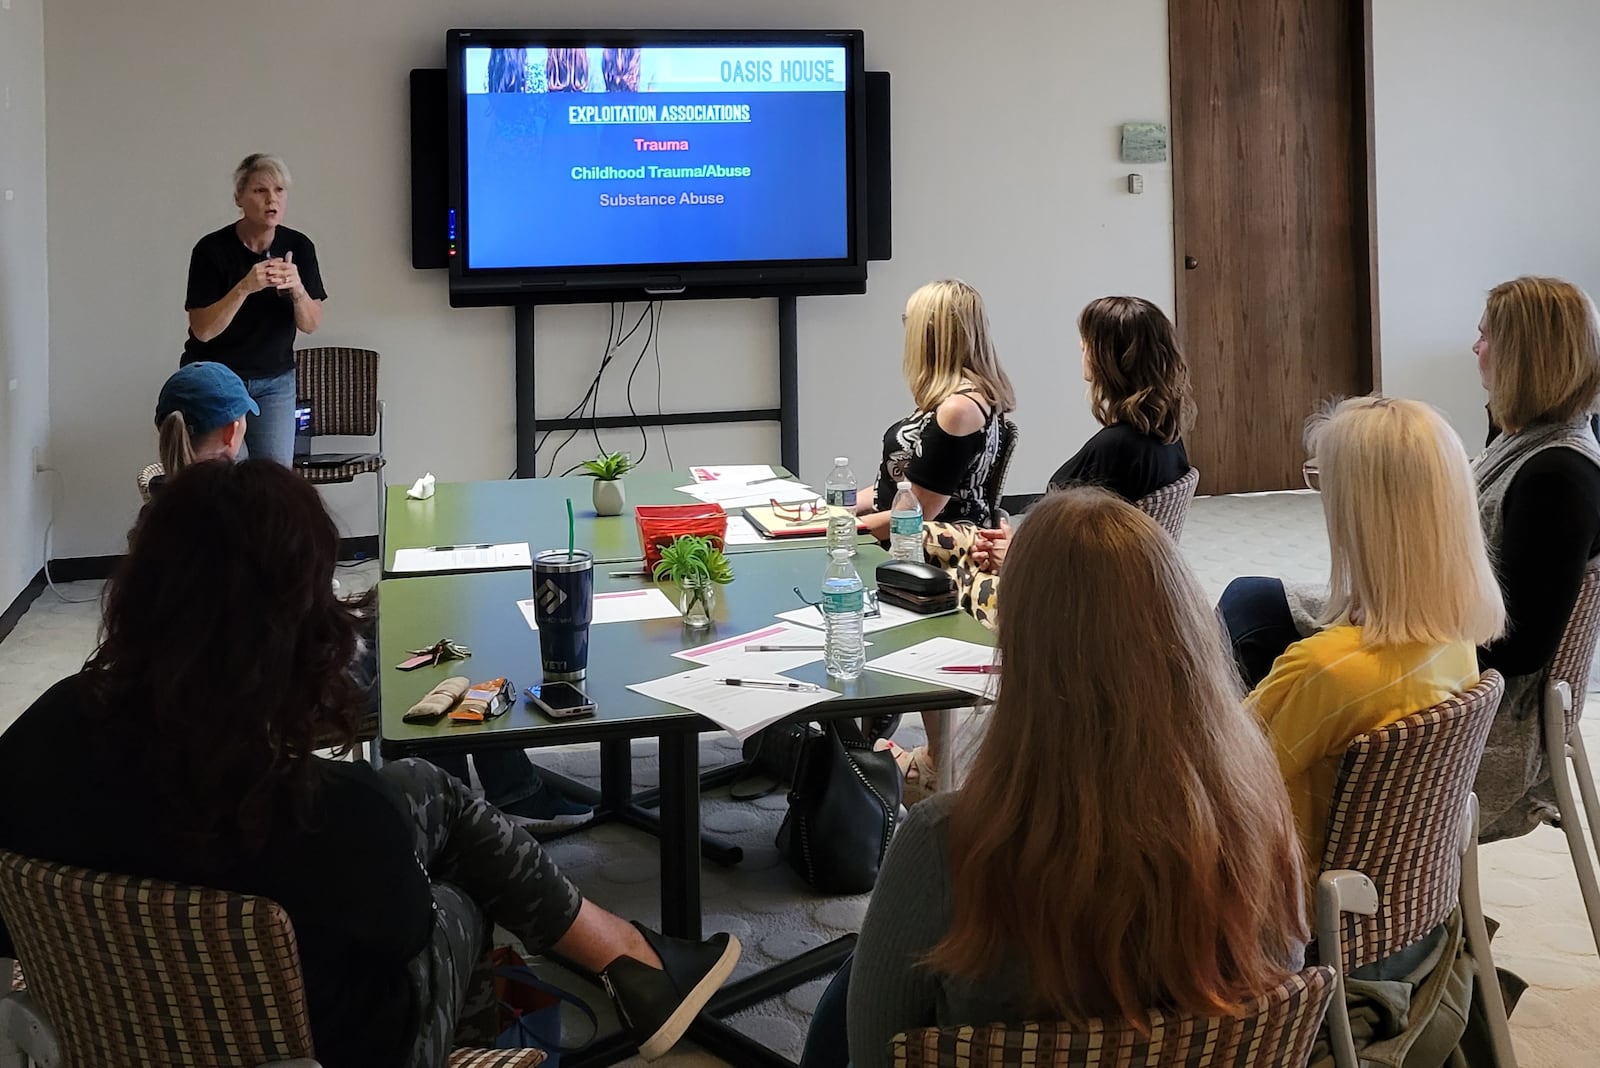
[158,411,197,476]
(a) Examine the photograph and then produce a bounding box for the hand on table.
[854,486,877,515]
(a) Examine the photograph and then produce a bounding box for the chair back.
[1547,562,1600,738]
[982,418,1019,521]
[295,347,380,437]
[1318,671,1504,972]
[1135,467,1200,541]
[0,849,315,1067]
[889,965,1335,1067]
[136,462,164,504]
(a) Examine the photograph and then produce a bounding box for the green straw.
[566,498,575,561]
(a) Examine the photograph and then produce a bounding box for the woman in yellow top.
[1248,396,1505,868]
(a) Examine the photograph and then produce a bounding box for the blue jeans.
[799,955,852,1068]
[1218,576,1299,688]
[431,749,544,810]
[241,369,298,467]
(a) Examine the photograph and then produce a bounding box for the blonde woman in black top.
[859,279,1015,797]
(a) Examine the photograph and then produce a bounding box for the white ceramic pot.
[593,478,626,517]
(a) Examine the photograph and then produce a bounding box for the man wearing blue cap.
[150,362,261,496]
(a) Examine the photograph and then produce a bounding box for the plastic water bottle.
[889,481,923,562]
[821,549,866,680]
[824,457,858,556]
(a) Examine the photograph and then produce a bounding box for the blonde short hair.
[1485,276,1600,433]
[1310,396,1505,646]
[233,153,292,198]
[902,279,1016,414]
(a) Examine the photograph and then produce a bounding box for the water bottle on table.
[821,549,866,680]
[824,456,858,555]
[889,481,923,562]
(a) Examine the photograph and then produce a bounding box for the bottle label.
[822,589,864,614]
[890,513,922,538]
[826,488,857,509]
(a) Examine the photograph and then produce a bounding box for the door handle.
[1184,256,1200,270]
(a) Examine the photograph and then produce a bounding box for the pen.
[940,664,999,674]
[744,644,826,652]
[432,543,493,552]
[610,569,652,578]
[715,677,823,693]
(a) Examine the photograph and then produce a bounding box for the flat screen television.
[445,28,868,307]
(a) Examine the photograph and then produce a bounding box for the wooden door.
[1170,0,1378,494]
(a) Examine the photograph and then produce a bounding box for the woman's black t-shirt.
[875,389,1000,527]
[1049,423,1189,503]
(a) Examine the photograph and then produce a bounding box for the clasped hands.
[968,515,1013,574]
[240,251,303,299]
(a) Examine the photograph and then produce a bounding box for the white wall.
[0,0,51,599]
[1372,0,1600,446]
[42,0,1172,559]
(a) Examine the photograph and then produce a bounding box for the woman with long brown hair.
[0,461,738,1066]
[800,488,1307,1068]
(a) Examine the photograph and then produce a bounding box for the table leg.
[658,730,702,941]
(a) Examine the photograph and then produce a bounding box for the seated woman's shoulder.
[934,393,989,436]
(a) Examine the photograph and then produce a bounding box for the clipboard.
[743,505,870,540]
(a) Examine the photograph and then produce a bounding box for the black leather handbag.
[775,718,903,894]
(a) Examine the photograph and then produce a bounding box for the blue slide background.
[465,92,848,270]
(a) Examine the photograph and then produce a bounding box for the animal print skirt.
[922,522,1000,631]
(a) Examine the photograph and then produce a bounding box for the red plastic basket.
[634,503,729,570]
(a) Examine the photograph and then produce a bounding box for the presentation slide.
[462,45,850,271]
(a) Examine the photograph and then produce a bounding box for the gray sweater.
[847,793,1034,1068]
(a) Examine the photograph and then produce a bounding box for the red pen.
[940,664,999,674]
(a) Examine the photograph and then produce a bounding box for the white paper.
[722,514,763,546]
[628,664,837,741]
[405,472,436,500]
[517,587,682,630]
[676,478,818,510]
[392,542,531,573]
[673,621,867,673]
[866,637,999,697]
[776,598,957,635]
[689,464,777,484]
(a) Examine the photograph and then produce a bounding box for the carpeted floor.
[1,491,1594,1067]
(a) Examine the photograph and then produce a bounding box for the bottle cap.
[834,456,848,466]
[897,480,911,489]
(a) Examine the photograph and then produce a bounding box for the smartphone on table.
[524,681,596,720]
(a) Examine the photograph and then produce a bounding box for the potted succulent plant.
[653,534,734,628]
[581,451,635,516]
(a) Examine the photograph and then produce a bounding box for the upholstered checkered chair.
[293,347,386,548]
[889,965,1336,1067]
[1536,561,1600,956]
[0,851,544,1068]
[1315,672,1517,1068]
[1134,467,1200,542]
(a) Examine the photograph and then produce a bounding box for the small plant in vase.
[653,534,734,628]
[581,451,635,516]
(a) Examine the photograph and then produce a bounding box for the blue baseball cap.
[155,363,260,434]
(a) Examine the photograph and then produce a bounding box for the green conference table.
[377,545,994,1068]
[383,470,870,576]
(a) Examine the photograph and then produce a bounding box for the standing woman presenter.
[182,153,326,466]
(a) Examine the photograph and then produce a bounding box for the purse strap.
[493,963,601,1053]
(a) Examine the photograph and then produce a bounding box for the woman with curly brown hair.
[0,461,738,1066]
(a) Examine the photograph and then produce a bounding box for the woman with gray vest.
[1219,275,1600,841]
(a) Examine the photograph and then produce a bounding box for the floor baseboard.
[0,537,382,635]
[0,571,48,646]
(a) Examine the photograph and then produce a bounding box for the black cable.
[542,304,650,477]
[652,301,674,469]
[623,303,658,467]
[591,304,619,458]
[536,304,619,473]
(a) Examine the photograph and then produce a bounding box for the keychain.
[396,637,472,671]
